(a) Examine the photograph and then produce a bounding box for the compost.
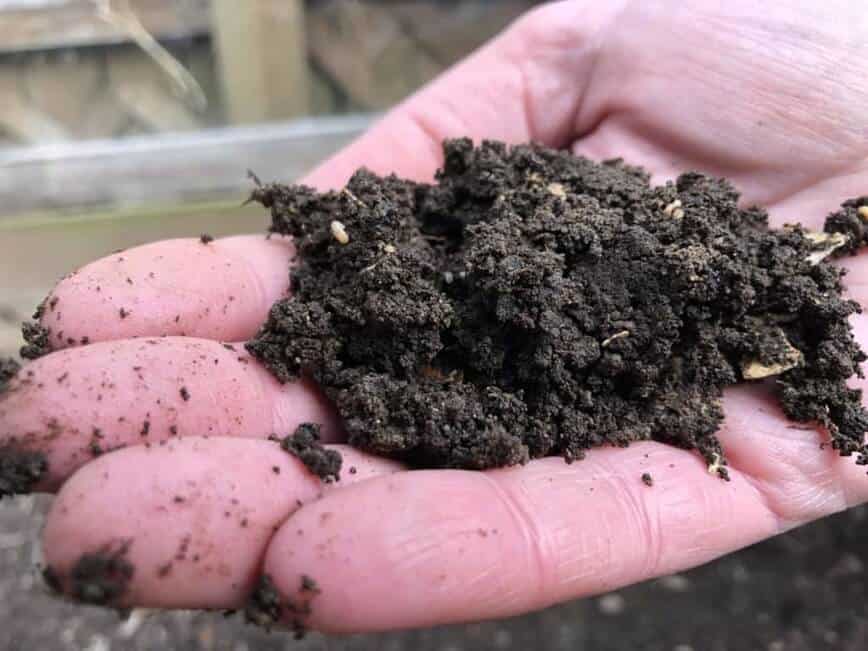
[247,139,868,476]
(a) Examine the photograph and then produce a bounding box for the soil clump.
[247,139,868,474]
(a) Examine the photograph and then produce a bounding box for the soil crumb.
[246,139,868,474]
[200,233,215,244]
[0,357,20,393]
[300,574,321,594]
[244,574,314,638]
[70,540,135,605]
[0,446,48,499]
[280,423,342,482]
[642,472,654,487]
[245,575,284,630]
[41,565,63,594]
[20,321,51,360]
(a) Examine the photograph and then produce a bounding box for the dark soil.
[246,139,868,473]
[244,574,315,638]
[279,423,342,482]
[20,321,51,360]
[0,357,19,392]
[244,575,284,630]
[0,446,48,500]
[67,540,135,606]
[0,358,49,499]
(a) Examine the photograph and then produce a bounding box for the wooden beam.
[0,70,70,143]
[0,0,211,54]
[306,1,441,110]
[211,0,309,124]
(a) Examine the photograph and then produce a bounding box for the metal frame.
[0,113,373,218]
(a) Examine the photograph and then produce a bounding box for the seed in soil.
[247,139,868,475]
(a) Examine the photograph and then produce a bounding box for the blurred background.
[1,2,867,650]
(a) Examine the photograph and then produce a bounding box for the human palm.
[2,0,867,633]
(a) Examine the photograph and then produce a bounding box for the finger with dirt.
[41,438,401,610]
[35,235,294,352]
[0,337,341,494]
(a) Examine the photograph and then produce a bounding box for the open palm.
[2,0,868,634]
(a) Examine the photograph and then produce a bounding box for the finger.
[711,312,868,527]
[253,315,868,634]
[40,235,294,349]
[301,0,622,189]
[41,438,402,610]
[261,444,779,633]
[0,337,340,491]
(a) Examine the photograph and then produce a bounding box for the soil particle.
[41,565,63,594]
[69,540,135,606]
[823,197,868,253]
[179,387,190,402]
[245,575,284,631]
[244,574,318,638]
[20,321,52,359]
[641,472,654,487]
[300,574,321,594]
[200,233,215,244]
[0,446,48,499]
[247,139,868,473]
[0,357,20,393]
[280,423,342,482]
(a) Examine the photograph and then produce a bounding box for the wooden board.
[211,0,309,123]
[391,1,535,65]
[0,0,211,53]
[306,1,442,110]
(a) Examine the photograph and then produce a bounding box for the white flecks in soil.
[330,221,350,245]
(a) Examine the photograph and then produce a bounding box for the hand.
[3,0,868,633]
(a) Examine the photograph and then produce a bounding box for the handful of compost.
[245,139,868,479]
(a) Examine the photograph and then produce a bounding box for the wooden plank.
[19,49,103,129]
[211,0,309,124]
[0,69,71,143]
[0,114,372,217]
[391,1,535,66]
[306,1,442,110]
[0,0,211,53]
[107,49,201,132]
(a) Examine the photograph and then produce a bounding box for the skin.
[1,0,867,634]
